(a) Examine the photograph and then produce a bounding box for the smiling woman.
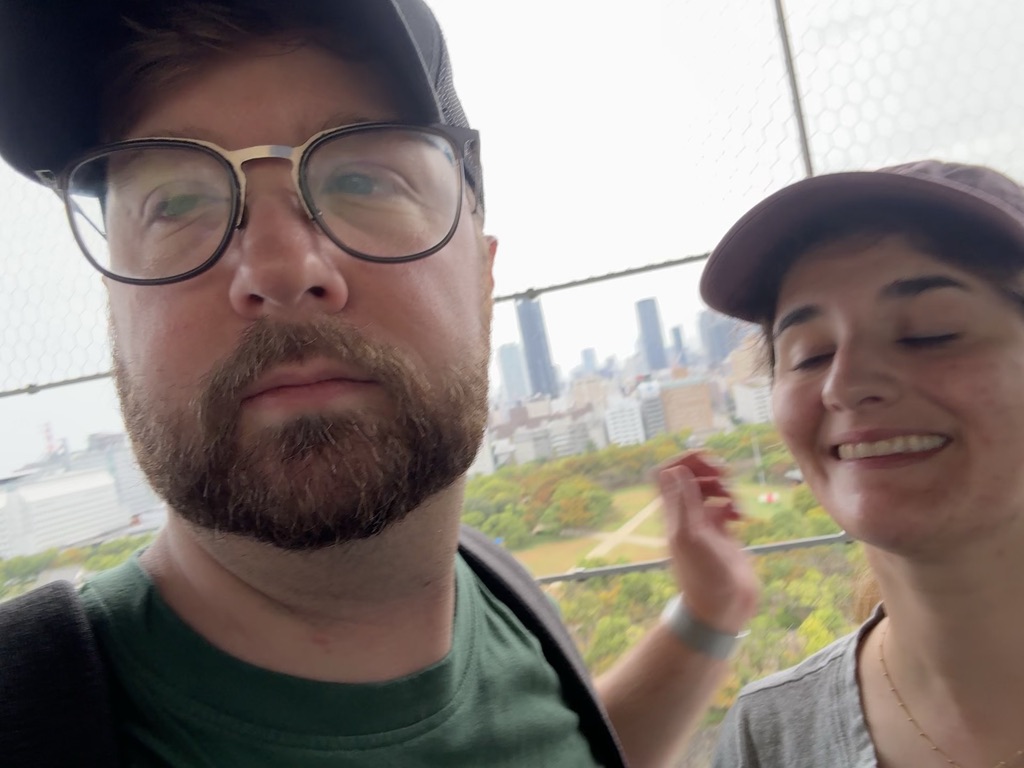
[700,160,1024,768]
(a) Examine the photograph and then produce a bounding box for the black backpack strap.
[0,580,120,767]
[458,525,627,768]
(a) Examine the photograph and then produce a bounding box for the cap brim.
[700,171,1024,322]
[0,0,441,181]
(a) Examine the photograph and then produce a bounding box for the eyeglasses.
[36,122,480,285]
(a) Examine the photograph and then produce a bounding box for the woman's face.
[771,233,1024,556]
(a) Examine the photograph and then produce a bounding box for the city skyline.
[0,288,746,476]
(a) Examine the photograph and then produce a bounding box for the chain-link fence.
[3,0,1023,399]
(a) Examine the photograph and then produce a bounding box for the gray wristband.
[660,595,749,660]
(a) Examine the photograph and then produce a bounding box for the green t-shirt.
[80,555,603,767]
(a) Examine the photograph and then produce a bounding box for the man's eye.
[899,333,961,348]
[323,172,380,196]
[156,194,205,219]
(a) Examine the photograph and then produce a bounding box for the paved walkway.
[585,496,664,559]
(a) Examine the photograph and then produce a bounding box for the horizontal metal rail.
[0,252,712,400]
[2,253,712,403]
[0,371,115,399]
[493,253,710,304]
[535,531,852,585]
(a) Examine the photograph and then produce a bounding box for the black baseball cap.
[0,0,482,202]
[701,160,1024,322]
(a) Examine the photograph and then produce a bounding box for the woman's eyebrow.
[774,305,820,338]
[774,275,971,338]
[881,274,970,299]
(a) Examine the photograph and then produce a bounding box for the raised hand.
[657,451,760,635]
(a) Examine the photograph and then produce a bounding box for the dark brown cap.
[0,0,483,205]
[700,160,1024,322]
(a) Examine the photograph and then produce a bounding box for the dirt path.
[585,496,664,559]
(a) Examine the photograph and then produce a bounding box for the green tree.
[791,484,819,515]
[541,476,613,532]
[480,510,531,549]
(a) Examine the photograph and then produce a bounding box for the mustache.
[194,318,419,426]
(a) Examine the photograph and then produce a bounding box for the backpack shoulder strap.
[0,580,120,768]
[458,525,626,768]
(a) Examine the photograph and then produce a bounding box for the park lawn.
[512,536,600,578]
[635,513,665,539]
[600,484,657,530]
[633,480,791,538]
[603,540,668,564]
[733,482,793,519]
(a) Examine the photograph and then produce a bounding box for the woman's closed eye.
[792,351,834,371]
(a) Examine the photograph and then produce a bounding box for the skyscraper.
[636,298,668,373]
[699,309,745,369]
[670,325,688,368]
[515,297,559,398]
[497,343,530,406]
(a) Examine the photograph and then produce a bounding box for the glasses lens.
[67,145,234,281]
[304,127,463,259]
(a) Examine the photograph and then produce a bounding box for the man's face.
[108,42,495,549]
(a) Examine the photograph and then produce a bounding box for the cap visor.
[701,171,1024,322]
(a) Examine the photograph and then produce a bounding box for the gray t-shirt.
[713,607,884,767]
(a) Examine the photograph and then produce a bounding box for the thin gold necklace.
[878,621,1024,768]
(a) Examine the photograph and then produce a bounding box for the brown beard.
[114,317,489,550]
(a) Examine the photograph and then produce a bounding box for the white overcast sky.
[3,0,1024,473]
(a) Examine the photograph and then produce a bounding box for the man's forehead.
[118,43,407,144]
[0,0,464,183]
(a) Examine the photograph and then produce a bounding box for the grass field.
[603,485,657,530]
[635,512,666,539]
[510,485,659,577]
[603,540,668,563]
[732,483,792,518]
[512,536,600,577]
[634,481,792,538]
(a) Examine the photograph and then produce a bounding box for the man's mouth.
[242,363,375,402]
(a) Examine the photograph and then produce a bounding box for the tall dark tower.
[670,325,688,367]
[699,309,742,368]
[636,298,668,372]
[515,297,559,398]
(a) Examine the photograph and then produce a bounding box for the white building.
[0,469,130,558]
[733,378,773,424]
[604,398,646,447]
[524,397,554,420]
[548,416,591,458]
[512,425,554,464]
[637,381,668,439]
[468,431,497,476]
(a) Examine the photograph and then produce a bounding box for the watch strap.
[660,595,749,660]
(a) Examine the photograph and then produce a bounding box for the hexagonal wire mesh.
[3,0,1022,398]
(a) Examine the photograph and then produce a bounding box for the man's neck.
[140,488,464,684]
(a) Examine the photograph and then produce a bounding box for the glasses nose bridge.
[226,144,307,225]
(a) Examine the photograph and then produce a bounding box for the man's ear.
[483,234,498,289]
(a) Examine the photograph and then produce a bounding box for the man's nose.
[223,165,350,321]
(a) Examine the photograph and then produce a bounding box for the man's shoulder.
[0,580,121,766]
